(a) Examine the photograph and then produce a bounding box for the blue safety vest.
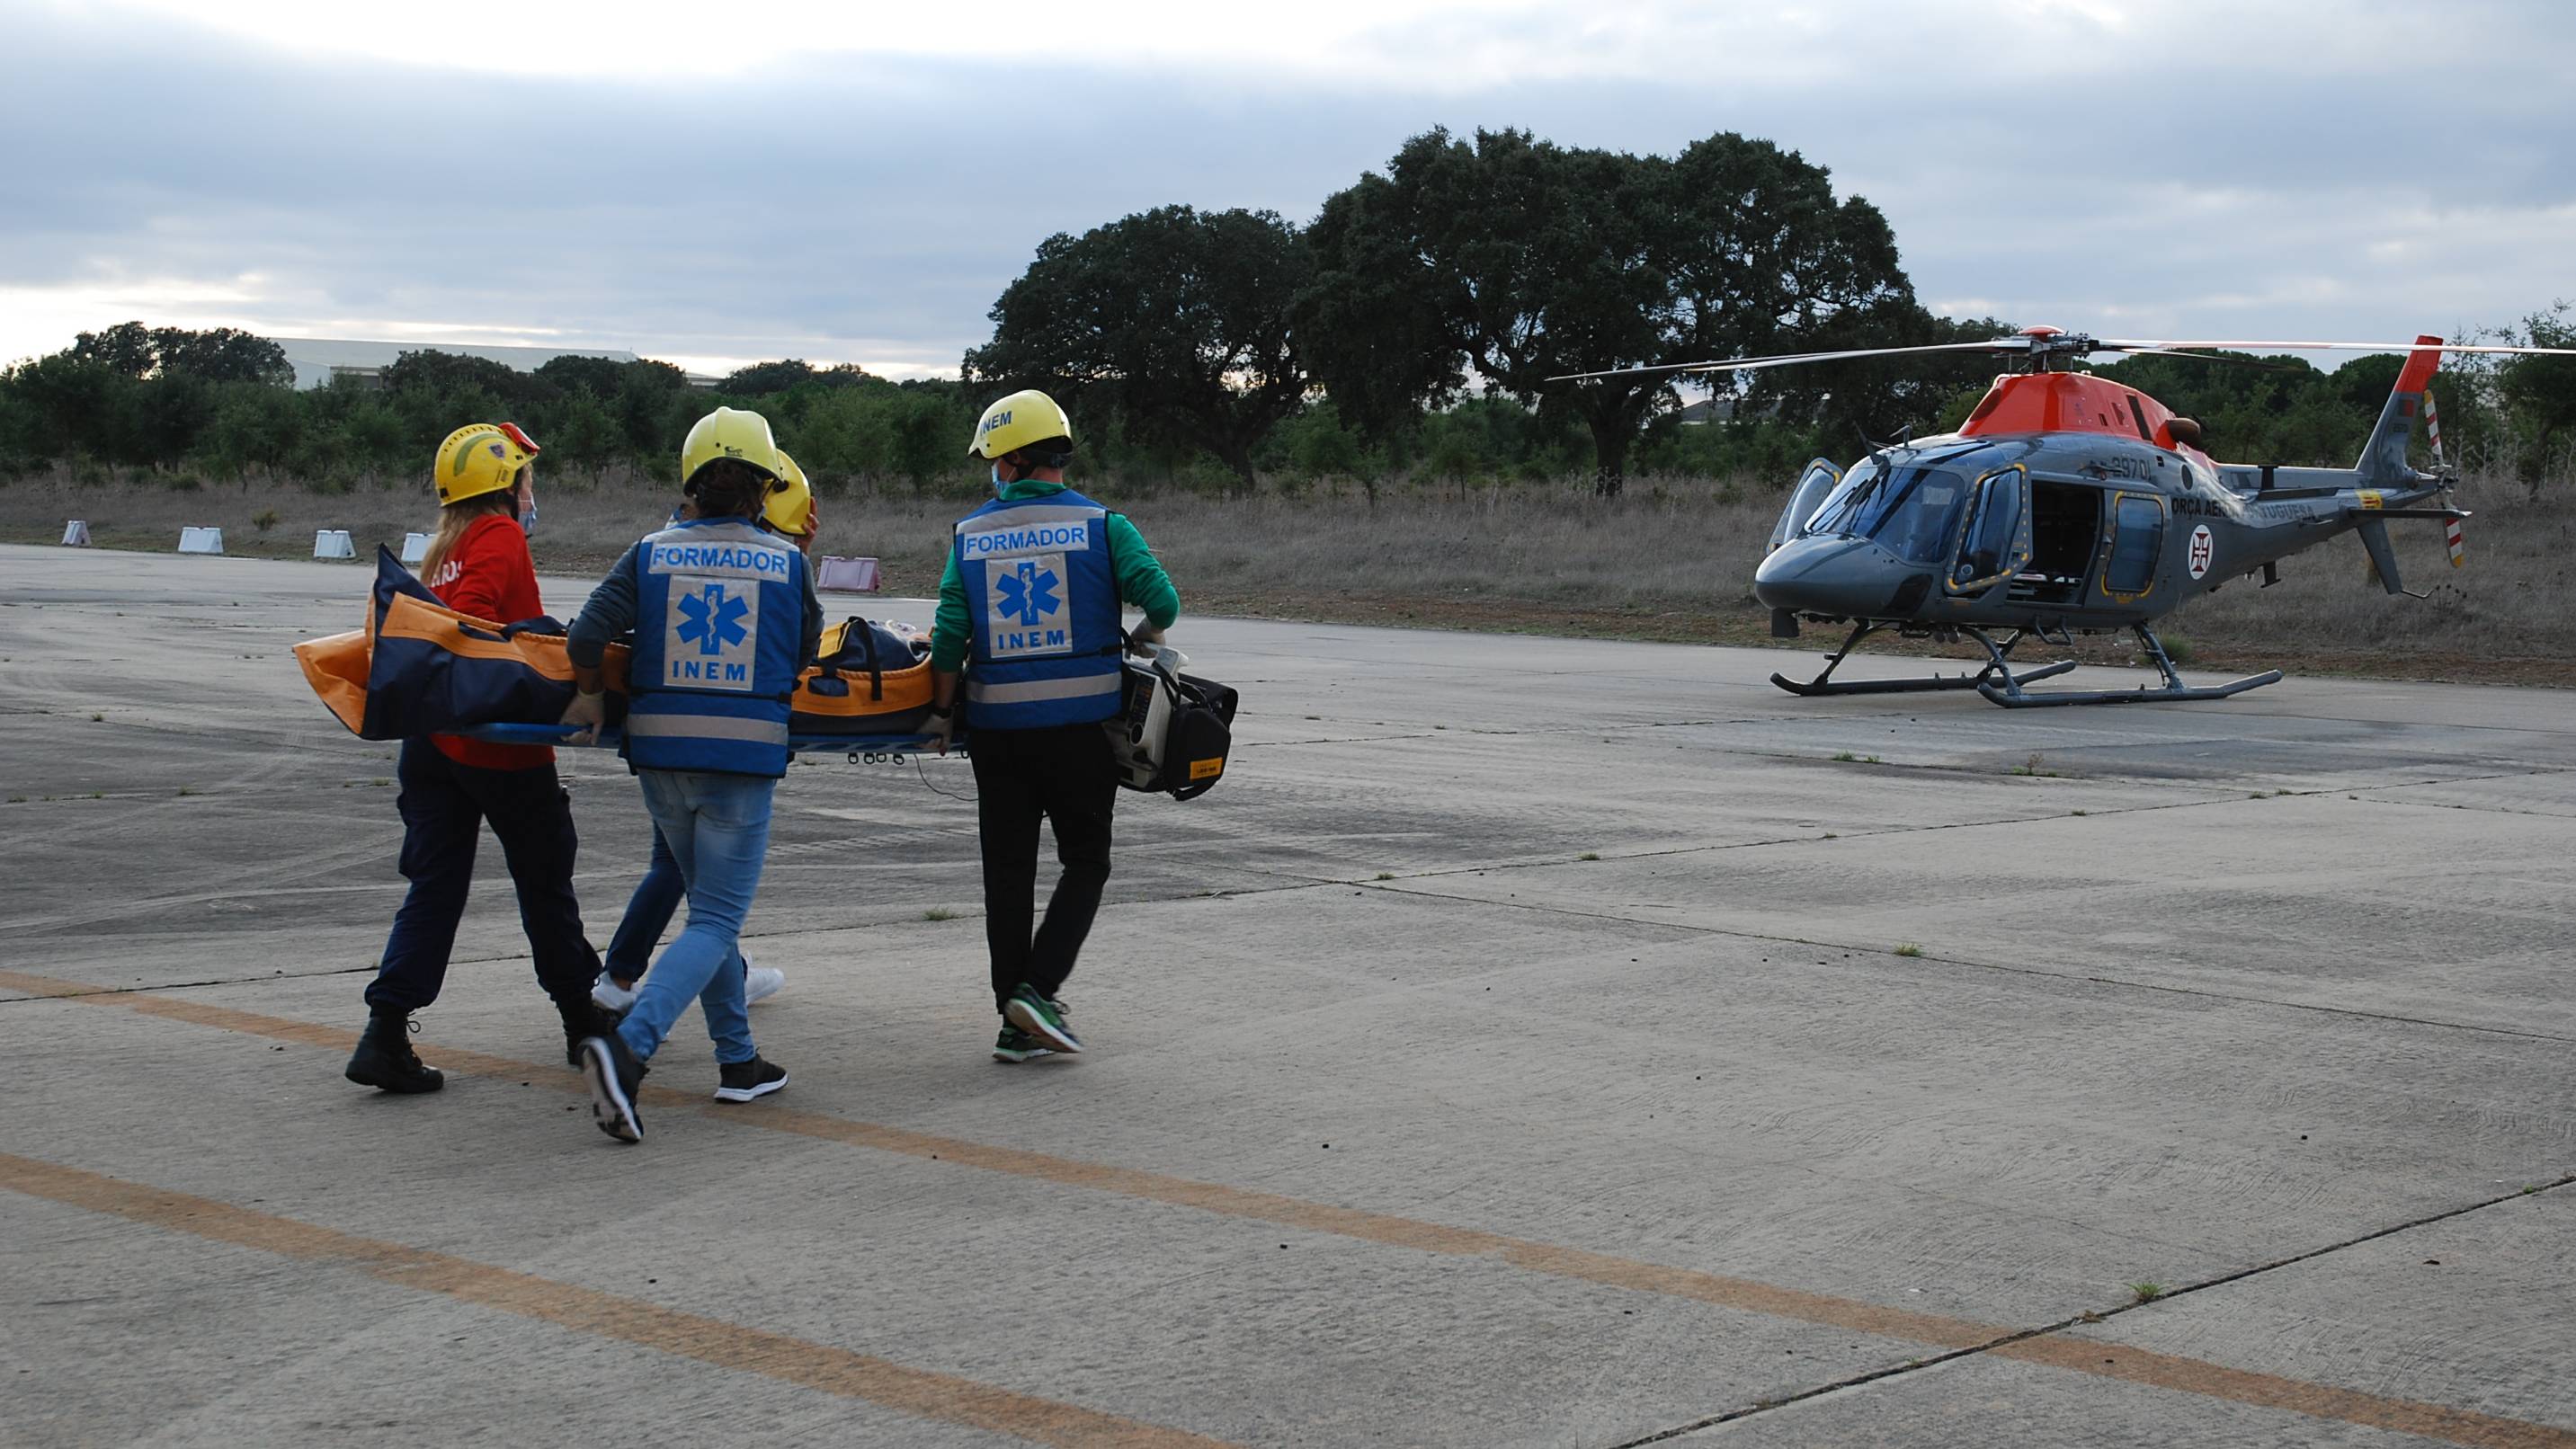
[954,488,1123,729]
[627,518,804,777]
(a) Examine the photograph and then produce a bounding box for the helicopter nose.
[1753,536,1916,616]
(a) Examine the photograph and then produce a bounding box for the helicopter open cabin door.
[1946,464,2033,595]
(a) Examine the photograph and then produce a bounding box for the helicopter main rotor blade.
[2094,339,2576,357]
[1546,339,2029,384]
[2108,349,2304,371]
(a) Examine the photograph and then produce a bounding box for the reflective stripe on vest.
[954,488,1123,730]
[964,672,1124,706]
[625,713,791,745]
[628,518,803,776]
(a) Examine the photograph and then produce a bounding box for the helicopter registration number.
[2187,525,2215,580]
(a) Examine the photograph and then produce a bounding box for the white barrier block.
[816,556,882,592]
[59,520,92,547]
[400,532,432,566]
[178,527,225,556]
[314,529,356,559]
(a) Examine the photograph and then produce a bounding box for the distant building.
[1672,397,1740,427]
[264,337,642,390]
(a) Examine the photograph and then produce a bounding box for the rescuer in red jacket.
[343,422,615,1094]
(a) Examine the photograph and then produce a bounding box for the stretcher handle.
[451,617,566,644]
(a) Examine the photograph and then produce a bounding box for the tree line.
[967,126,2573,492]
[3,127,2569,495]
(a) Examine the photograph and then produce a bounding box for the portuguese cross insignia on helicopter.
[1558,327,2576,707]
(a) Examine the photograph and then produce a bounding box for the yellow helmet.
[433,422,539,506]
[966,388,1074,460]
[764,450,814,537]
[680,406,785,493]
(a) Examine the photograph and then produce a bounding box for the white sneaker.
[744,965,785,1005]
[591,974,637,1012]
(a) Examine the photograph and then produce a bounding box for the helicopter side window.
[1767,458,1843,554]
[2103,493,2165,595]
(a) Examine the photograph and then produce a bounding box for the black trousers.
[968,721,1119,1013]
[365,737,602,1016]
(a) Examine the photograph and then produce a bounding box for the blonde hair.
[420,492,515,582]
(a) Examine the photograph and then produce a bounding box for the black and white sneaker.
[579,1034,647,1143]
[713,1055,788,1103]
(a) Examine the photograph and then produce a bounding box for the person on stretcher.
[587,454,821,1019]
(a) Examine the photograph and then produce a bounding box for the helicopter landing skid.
[1976,624,2282,707]
[1769,623,2077,698]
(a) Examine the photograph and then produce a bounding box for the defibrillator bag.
[789,615,936,737]
[292,546,630,740]
[1111,653,1238,801]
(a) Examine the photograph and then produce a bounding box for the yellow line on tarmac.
[0,1151,1235,1449]
[5,968,2570,1449]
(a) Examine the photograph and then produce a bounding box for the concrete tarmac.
[2,544,2570,1447]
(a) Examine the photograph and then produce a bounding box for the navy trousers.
[365,737,602,1015]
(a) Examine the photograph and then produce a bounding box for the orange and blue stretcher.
[295,546,945,755]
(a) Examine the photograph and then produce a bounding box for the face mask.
[515,468,539,537]
[521,500,539,537]
[991,463,1007,496]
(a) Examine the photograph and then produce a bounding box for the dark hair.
[689,458,771,519]
[1010,436,1074,468]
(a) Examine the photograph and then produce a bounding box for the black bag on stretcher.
[292,545,632,740]
[1110,647,1237,801]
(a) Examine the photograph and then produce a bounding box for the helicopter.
[1558,327,2576,707]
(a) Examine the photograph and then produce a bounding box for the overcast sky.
[4,0,2569,378]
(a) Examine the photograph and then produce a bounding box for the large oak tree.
[965,205,1311,487]
[1297,128,1920,492]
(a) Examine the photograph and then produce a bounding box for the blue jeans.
[603,828,684,986]
[615,771,775,1067]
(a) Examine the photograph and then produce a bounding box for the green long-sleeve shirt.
[931,480,1180,671]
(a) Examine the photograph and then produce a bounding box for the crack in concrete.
[1606,1174,2576,1447]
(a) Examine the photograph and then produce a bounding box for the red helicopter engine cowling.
[1960,373,2184,449]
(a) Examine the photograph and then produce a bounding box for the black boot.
[345,1009,443,1093]
[561,1001,619,1068]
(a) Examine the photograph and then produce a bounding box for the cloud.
[3,0,2569,372]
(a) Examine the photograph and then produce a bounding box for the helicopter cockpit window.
[1803,462,1976,565]
[1767,458,1843,554]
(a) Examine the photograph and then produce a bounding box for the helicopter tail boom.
[2357,335,2446,484]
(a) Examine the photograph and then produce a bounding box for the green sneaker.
[993,1027,1056,1063]
[1004,984,1083,1053]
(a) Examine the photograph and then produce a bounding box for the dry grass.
[4,465,2568,683]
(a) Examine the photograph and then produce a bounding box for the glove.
[1127,621,1166,654]
[925,704,956,756]
[559,689,607,746]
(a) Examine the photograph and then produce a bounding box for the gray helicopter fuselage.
[1753,428,2441,633]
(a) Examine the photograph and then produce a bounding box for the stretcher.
[297,547,948,756]
[462,722,952,757]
